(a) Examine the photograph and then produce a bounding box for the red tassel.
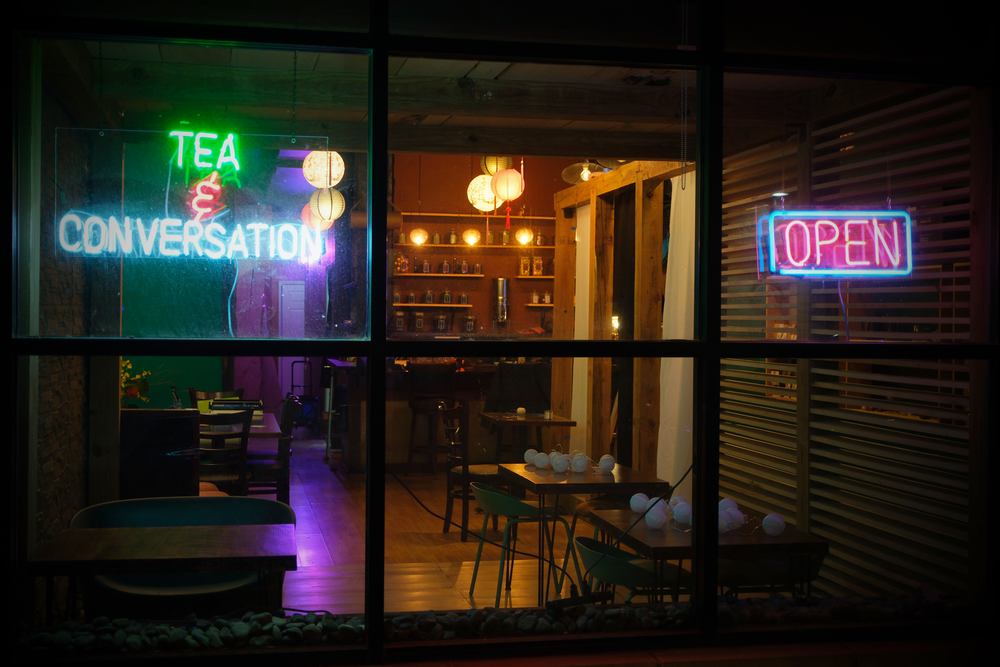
[505,204,511,229]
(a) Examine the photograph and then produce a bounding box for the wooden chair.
[406,362,456,475]
[197,409,253,496]
[188,387,244,409]
[246,395,300,505]
[441,401,501,541]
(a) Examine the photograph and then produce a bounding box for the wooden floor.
[277,434,605,615]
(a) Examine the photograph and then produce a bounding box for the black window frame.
[12,5,998,665]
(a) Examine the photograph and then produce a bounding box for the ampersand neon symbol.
[191,170,224,223]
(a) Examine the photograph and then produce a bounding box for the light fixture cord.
[98,42,104,137]
[291,51,297,144]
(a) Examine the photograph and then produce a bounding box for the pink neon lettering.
[843,220,871,266]
[783,221,811,267]
[191,171,222,223]
[872,218,901,267]
[814,220,839,266]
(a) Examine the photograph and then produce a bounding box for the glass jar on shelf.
[393,289,401,304]
[432,231,441,245]
[442,289,452,304]
[532,256,544,276]
[460,257,468,274]
[441,257,451,274]
[424,289,435,304]
[502,229,510,245]
[421,257,431,274]
[519,256,530,276]
[459,292,468,304]
[407,291,416,304]
[474,262,482,274]
[448,229,458,244]
[543,292,551,304]
[531,291,539,304]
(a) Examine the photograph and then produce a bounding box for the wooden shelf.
[392,273,484,278]
[526,303,554,308]
[391,303,473,308]
[396,243,556,249]
[516,275,554,280]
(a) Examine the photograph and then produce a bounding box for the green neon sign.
[169,130,240,171]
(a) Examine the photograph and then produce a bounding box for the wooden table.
[587,509,829,598]
[200,412,282,461]
[497,462,671,606]
[29,524,296,622]
[478,412,576,461]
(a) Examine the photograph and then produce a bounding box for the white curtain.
[658,171,696,499]
[570,204,591,455]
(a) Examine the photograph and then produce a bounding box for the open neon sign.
[764,210,913,278]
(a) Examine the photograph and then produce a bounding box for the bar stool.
[406,362,457,475]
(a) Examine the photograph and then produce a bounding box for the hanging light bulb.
[409,228,429,245]
[515,228,533,245]
[309,188,345,222]
[580,160,592,182]
[302,151,345,189]
[467,174,499,212]
[462,228,481,246]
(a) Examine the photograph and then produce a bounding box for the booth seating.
[70,496,295,618]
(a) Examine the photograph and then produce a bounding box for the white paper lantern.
[467,174,499,212]
[673,502,692,525]
[598,454,615,474]
[762,513,785,536]
[302,151,345,189]
[670,496,688,510]
[481,155,512,175]
[533,452,551,470]
[645,506,668,530]
[309,188,345,223]
[570,455,589,473]
[646,496,666,512]
[551,453,570,473]
[490,168,524,202]
[523,448,538,464]
[719,498,739,513]
[630,493,649,513]
[725,508,745,530]
[718,511,734,533]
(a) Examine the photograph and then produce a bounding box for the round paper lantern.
[515,228,534,245]
[551,454,570,473]
[725,508,745,530]
[467,174,499,212]
[302,151,345,189]
[481,155,512,176]
[533,452,551,470]
[598,454,615,474]
[646,496,666,512]
[490,169,524,202]
[309,188,345,223]
[669,496,688,510]
[462,228,481,245]
[524,448,538,465]
[630,493,649,513]
[645,506,668,530]
[570,455,589,473]
[719,498,739,513]
[718,511,734,534]
[301,202,333,231]
[673,502,692,525]
[762,513,786,536]
[409,228,429,245]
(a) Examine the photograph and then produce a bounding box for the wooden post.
[633,175,665,472]
[586,193,614,458]
[549,203,578,448]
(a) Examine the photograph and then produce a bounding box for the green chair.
[575,536,693,603]
[469,482,583,608]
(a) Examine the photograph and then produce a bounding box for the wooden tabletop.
[479,412,576,427]
[28,524,297,576]
[588,509,828,561]
[200,412,282,439]
[498,463,672,496]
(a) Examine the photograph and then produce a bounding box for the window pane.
[383,357,697,641]
[387,58,697,341]
[721,74,982,343]
[23,40,369,339]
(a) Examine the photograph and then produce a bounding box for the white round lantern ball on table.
[718,511,734,533]
[645,505,668,530]
[645,496,667,512]
[533,452,551,470]
[719,498,739,513]
[673,502,693,525]
[725,508,745,529]
[598,454,615,474]
[669,496,688,511]
[630,493,649,513]
[570,455,589,473]
[516,407,526,419]
[551,453,570,473]
[523,448,538,464]
[762,513,786,536]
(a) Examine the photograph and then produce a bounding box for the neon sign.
[763,210,913,278]
[190,171,225,223]
[57,214,324,262]
[169,131,240,171]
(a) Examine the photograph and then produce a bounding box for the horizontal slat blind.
[807,359,970,598]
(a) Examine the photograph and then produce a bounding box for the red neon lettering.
[872,218,901,267]
[784,221,812,267]
[843,220,871,266]
[814,220,839,266]
[191,171,223,223]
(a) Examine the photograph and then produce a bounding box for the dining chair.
[197,409,254,496]
[246,395,300,505]
[575,536,693,603]
[188,387,245,409]
[406,362,456,475]
[440,401,501,541]
[469,482,583,609]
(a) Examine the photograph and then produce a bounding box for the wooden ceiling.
[74,42,828,160]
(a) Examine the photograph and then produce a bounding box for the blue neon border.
[766,210,913,278]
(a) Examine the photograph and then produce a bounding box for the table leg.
[544,494,560,602]
[536,494,546,606]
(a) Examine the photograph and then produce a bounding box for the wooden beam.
[555,161,688,209]
[587,358,613,460]
[635,179,665,340]
[388,125,682,159]
[590,194,614,341]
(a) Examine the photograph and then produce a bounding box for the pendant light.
[302,151,345,189]
[490,164,525,229]
[309,188,345,223]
